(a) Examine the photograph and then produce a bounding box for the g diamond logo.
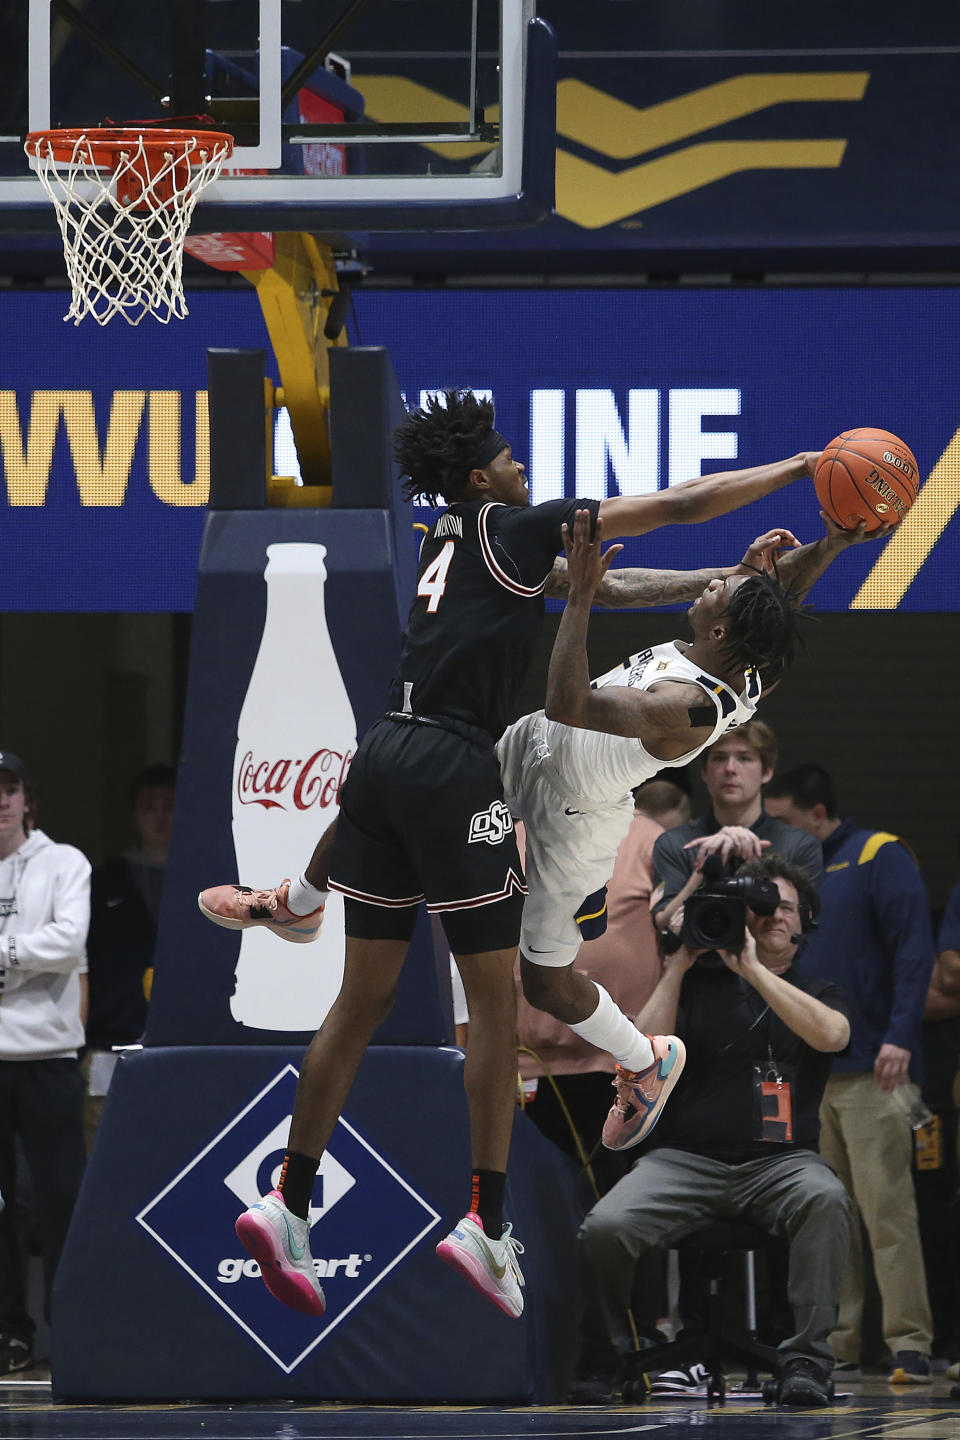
[136,1065,441,1373]
[221,1116,355,1229]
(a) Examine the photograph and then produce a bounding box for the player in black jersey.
[200,389,821,1322]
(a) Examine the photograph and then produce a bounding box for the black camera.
[681,854,781,956]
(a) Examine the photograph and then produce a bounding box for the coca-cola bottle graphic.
[230,542,357,1030]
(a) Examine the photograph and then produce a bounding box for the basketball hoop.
[24,127,234,326]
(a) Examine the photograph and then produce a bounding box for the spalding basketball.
[814,428,919,532]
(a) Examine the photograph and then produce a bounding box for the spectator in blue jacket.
[927,880,960,1016]
[766,763,935,1385]
[920,878,960,1361]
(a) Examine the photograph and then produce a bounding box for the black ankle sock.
[277,1150,320,1220]
[470,1169,506,1238]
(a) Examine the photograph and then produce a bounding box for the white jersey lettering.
[434,513,464,539]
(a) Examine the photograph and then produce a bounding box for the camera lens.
[694,903,731,943]
[682,893,748,953]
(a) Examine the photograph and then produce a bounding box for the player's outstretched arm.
[773,511,895,599]
[596,452,819,539]
[543,511,717,753]
[544,526,803,608]
[545,554,739,608]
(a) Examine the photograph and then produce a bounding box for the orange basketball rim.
[24,125,233,325]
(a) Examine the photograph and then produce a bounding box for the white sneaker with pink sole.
[436,1212,525,1318]
[235,1189,326,1317]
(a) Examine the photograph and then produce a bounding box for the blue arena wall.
[0,286,958,611]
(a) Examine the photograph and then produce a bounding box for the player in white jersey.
[497,639,761,974]
[500,508,864,1151]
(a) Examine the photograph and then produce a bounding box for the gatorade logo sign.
[136,1066,441,1373]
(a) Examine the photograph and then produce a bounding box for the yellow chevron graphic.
[851,430,960,609]
[353,76,496,161]
[556,140,849,229]
[355,72,867,225]
[556,73,869,159]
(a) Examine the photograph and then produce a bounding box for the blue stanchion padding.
[146,506,453,1049]
[53,1045,581,1401]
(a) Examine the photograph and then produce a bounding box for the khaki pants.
[819,1072,933,1360]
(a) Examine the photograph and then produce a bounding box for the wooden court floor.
[2,1377,960,1440]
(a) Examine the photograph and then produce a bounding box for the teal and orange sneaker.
[436,1212,525,1318]
[235,1189,326,1317]
[197,880,324,944]
[601,1036,686,1151]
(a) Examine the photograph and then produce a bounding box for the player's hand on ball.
[814,430,917,530]
[821,511,895,546]
[738,528,801,576]
[799,451,823,480]
[562,510,624,598]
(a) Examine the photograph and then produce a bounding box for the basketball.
[814,428,919,532]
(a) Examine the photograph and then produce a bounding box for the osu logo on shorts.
[467,800,515,846]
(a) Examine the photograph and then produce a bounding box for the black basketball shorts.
[328,716,526,953]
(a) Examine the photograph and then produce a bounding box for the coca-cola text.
[236,749,354,811]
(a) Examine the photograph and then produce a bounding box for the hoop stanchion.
[24,127,233,326]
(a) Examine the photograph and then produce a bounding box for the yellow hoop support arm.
[242,233,348,498]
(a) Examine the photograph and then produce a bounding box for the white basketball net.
[26,131,231,326]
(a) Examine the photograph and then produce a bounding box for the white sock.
[568,982,655,1073]
[286,872,328,917]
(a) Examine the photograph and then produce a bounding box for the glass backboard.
[1,0,554,232]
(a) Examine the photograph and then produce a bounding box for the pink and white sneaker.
[235,1189,325,1317]
[197,880,324,944]
[602,1036,687,1151]
[436,1212,525,1318]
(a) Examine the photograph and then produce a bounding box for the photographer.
[651,722,823,935]
[578,854,852,1408]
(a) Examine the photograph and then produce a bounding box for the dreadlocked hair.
[393,389,497,507]
[719,569,810,686]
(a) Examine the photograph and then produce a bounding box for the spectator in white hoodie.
[0,751,89,1374]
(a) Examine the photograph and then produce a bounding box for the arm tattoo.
[595,564,728,608]
[544,559,729,608]
[774,538,834,599]
[543,558,570,599]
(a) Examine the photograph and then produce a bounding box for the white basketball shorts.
[497,712,634,967]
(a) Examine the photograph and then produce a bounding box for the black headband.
[472,430,508,470]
